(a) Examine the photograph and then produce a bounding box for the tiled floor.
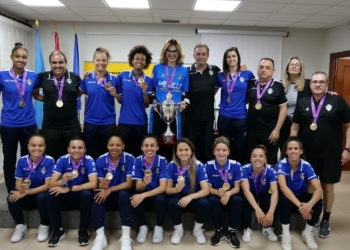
[1,172,350,250]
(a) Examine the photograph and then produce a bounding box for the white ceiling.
[0,0,349,29]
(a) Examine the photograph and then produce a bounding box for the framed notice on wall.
[84,61,155,76]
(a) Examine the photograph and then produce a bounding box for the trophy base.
[160,134,177,145]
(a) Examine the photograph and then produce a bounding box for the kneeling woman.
[131,134,168,243]
[7,134,54,243]
[47,136,97,247]
[277,136,322,250]
[91,125,135,250]
[241,145,278,243]
[205,136,243,248]
[166,138,210,245]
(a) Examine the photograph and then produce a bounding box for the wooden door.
[336,58,350,170]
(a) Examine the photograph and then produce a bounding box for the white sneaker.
[11,224,28,243]
[242,228,253,243]
[193,226,206,244]
[91,233,107,250]
[302,231,318,250]
[280,234,293,250]
[119,236,133,250]
[136,225,148,243]
[262,227,278,242]
[152,225,164,243]
[37,224,49,242]
[171,225,184,245]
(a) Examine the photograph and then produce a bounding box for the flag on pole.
[53,22,60,50]
[73,24,82,114]
[34,20,45,129]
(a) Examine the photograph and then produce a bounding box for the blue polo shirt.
[53,154,97,186]
[132,154,167,192]
[205,159,242,190]
[80,71,118,125]
[116,70,152,125]
[276,158,317,196]
[242,163,277,194]
[0,68,40,127]
[151,64,189,103]
[167,160,208,194]
[216,70,255,119]
[96,152,134,187]
[15,154,54,189]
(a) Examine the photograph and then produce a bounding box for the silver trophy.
[157,93,180,145]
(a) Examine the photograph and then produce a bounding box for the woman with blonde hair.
[151,39,189,157]
[166,138,210,245]
[79,47,118,160]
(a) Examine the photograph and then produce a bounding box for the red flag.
[53,31,60,50]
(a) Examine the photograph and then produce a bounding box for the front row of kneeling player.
[7,125,323,250]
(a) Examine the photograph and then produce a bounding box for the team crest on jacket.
[326,104,332,111]
[209,70,213,75]
[41,167,46,175]
[300,172,305,180]
[156,168,159,174]
[27,79,32,85]
[228,173,233,180]
[121,165,125,172]
[268,88,273,94]
[262,178,266,185]
[178,74,182,80]
[81,167,85,175]
[240,77,244,82]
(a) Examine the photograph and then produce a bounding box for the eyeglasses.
[311,80,327,84]
[289,64,301,68]
[166,50,179,55]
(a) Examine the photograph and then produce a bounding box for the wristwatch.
[344,148,350,152]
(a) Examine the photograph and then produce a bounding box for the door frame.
[329,50,350,91]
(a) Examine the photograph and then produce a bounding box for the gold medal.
[144,169,152,176]
[23,179,31,187]
[310,123,317,131]
[105,83,112,90]
[222,182,230,191]
[19,100,25,108]
[255,103,262,110]
[138,77,144,84]
[166,92,172,100]
[105,172,113,180]
[177,176,185,183]
[227,97,231,103]
[72,170,79,179]
[56,100,64,108]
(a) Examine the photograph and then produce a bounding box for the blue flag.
[34,28,45,129]
[73,33,81,114]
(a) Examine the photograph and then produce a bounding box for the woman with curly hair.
[113,44,153,157]
[79,47,119,160]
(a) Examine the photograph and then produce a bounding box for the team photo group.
[1,38,350,250]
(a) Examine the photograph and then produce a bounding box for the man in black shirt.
[185,44,220,163]
[246,58,287,165]
[291,71,350,238]
[34,51,82,160]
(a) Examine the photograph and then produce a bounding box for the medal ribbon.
[311,94,326,124]
[226,71,239,99]
[108,154,120,173]
[165,65,177,94]
[218,169,229,184]
[95,72,107,88]
[256,78,273,104]
[252,167,266,196]
[26,155,43,179]
[177,164,190,178]
[133,72,145,86]
[53,75,65,101]
[10,67,27,102]
[143,155,156,170]
[70,155,84,171]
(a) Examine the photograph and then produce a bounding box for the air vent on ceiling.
[162,19,180,24]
